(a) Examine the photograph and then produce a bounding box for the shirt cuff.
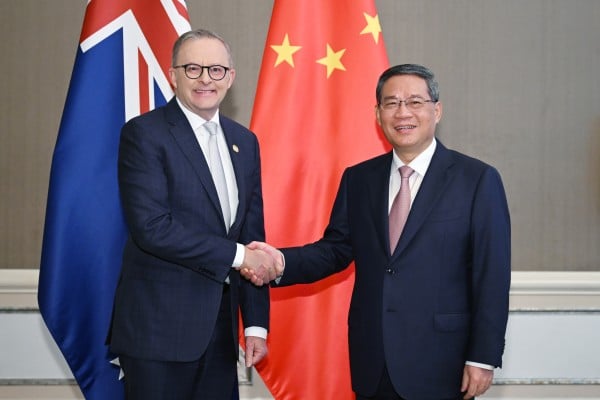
[244,326,267,339]
[466,361,494,370]
[232,243,245,268]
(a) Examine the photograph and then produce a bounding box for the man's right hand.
[239,243,283,286]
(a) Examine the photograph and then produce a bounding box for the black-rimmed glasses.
[173,64,230,81]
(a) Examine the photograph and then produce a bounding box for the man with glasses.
[108,29,281,399]
[247,64,511,399]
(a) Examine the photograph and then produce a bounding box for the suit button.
[385,268,394,274]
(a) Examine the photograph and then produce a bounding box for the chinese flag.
[250,1,389,399]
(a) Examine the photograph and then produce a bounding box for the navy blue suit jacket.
[109,98,269,362]
[277,141,510,399]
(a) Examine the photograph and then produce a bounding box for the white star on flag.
[110,357,125,380]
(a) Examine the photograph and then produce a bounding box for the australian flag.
[38,1,190,398]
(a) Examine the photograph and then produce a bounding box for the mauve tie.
[389,166,414,253]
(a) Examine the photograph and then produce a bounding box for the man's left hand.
[461,365,493,399]
[244,336,268,367]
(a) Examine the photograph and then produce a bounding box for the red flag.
[250,1,389,398]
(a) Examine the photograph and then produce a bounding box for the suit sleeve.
[277,169,355,286]
[118,118,237,280]
[468,166,511,367]
[237,134,269,330]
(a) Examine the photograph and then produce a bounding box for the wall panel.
[0,1,598,271]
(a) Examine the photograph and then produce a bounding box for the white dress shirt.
[388,138,436,213]
[177,100,266,339]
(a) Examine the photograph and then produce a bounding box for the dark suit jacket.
[109,98,269,362]
[277,141,510,399]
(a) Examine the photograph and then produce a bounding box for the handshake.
[237,241,284,286]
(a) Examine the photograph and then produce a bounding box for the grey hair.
[376,64,439,104]
[171,29,234,68]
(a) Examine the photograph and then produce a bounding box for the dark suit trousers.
[355,364,405,400]
[355,365,466,400]
[120,286,237,400]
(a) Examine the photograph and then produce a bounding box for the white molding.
[509,271,600,310]
[2,269,600,400]
[0,269,39,309]
[510,271,600,295]
[0,269,38,293]
[2,270,600,310]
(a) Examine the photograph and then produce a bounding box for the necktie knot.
[399,165,414,179]
[204,121,218,136]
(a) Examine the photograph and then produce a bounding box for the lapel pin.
[232,144,239,153]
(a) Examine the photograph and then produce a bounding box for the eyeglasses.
[173,64,230,81]
[379,97,436,112]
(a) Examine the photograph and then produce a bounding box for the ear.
[375,105,382,126]
[169,67,177,89]
[434,101,442,123]
[226,68,236,88]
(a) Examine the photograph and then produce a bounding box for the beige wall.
[0,1,598,271]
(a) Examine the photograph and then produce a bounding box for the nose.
[393,101,413,116]
[198,68,212,83]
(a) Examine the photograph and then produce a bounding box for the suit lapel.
[363,153,395,257]
[392,142,455,260]
[165,100,224,224]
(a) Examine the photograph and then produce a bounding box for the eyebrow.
[382,95,427,101]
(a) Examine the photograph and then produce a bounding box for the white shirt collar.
[175,98,220,131]
[392,138,437,177]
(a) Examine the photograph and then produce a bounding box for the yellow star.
[360,12,382,44]
[316,44,346,78]
[270,33,302,67]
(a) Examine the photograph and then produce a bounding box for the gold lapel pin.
[232,144,239,153]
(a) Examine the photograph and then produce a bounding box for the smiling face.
[375,74,442,163]
[169,37,235,120]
